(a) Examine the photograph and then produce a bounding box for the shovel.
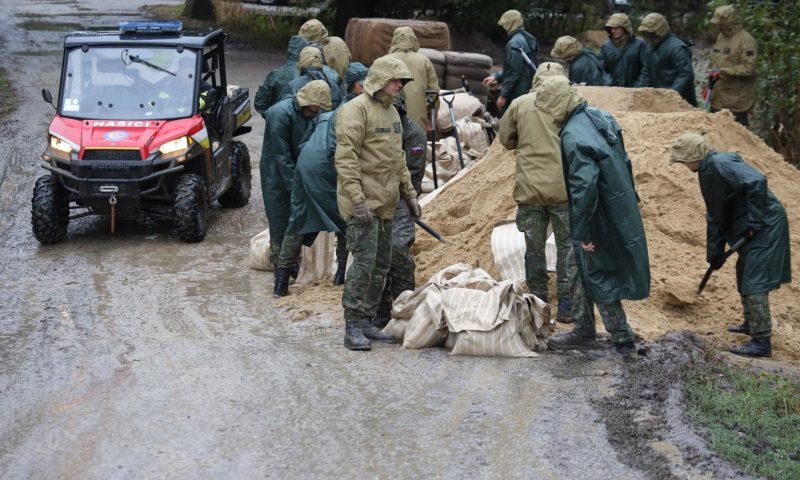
[697,236,748,295]
[426,90,439,189]
[439,91,466,169]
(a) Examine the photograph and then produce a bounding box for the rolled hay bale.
[345,18,450,66]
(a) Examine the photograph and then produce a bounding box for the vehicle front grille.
[82,149,141,161]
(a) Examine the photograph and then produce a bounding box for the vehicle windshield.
[60,46,199,120]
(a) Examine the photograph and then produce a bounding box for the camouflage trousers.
[342,216,393,323]
[515,203,572,302]
[276,233,304,269]
[377,202,417,319]
[741,293,772,339]
[567,245,636,345]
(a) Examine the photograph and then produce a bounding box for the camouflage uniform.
[515,204,571,302]
[343,218,394,322]
[741,293,771,339]
[566,246,636,344]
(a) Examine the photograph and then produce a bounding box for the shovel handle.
[697,236,748,295]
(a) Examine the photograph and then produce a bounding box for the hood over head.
[286,35,309,63]
[299,19,329,45]
[388,26,420,53]
[531,61,566,90]
[498,10,524,35]
[710,5,742,35]
[670,133,712,163]
[551,36,582,62]
[296,79,332,111]
[605,13,633,37]
[363,55,414,97]
[638,13,670,39]
[534,75,585,125]
[297,46,323,71]
[345,61,369,93]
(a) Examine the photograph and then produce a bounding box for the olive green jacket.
[710,29,757,113]
[335,57,416,220]
[499,90,567,206]
[388,27,440,129]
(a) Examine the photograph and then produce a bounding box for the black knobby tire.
[31,175,69,244]
[174,173,209,242]
[218,141,251,208]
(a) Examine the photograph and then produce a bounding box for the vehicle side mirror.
[42,89,55,110]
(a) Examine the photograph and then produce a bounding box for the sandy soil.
[283,86,800,363]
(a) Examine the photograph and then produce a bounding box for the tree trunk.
[183,0,216,21]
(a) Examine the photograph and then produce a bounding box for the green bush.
[706,0,800,165]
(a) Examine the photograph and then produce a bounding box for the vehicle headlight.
[158,136,189,155]
[50,135,76,153]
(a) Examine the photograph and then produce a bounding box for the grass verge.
[0,68,19,117]
[143,2,304,50]
[685,362,800,479]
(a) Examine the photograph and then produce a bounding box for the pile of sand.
[281,86,800,362]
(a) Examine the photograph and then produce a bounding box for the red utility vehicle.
[35,21,252,243]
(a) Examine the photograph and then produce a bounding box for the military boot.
[614,341,636,356]
[372,314,391,329]
[729,337,771,358]
[289,262,300,280]
[726,322,749,334]
[547,330,596,350]
[333,259,347,286]
[556,297,573,324]
[359,318,395,343]
[344,320,371,351]
[273,267,290,298]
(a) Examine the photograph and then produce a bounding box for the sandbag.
[490,221,557,286]
[443,51,493,69]
[421,136,472,193]
[387,264,551,357]
[420,47,446,65]
[444,75,489,95]
[249,228,273,271]
[345,18,451,66]
[454,116,491,158]
[294,231,337,285]
[436,91,483,132]
[445,63,490,81]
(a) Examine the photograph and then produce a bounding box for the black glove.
[709,255,726,271]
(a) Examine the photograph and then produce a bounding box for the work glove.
[709,255,726,271]
[405,197,421,219]
[352,202,373,223]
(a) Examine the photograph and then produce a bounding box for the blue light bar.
[119,21,183,34]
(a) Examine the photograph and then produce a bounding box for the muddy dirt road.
[0,1,754,478]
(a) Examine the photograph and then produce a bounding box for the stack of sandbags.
[419,50,493,105]
[345,18,450,66]
[442,51,492,105]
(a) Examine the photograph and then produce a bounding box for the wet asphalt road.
[0,2,747,479]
